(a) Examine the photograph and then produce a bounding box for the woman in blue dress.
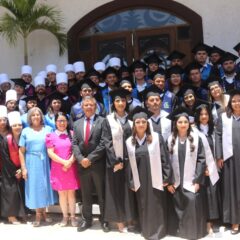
[19,107,56,227]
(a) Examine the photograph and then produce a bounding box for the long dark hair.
[131,120,152,145]
[226,93,240,118]
[169,115,194,154]
[111,97,129,113]
[54,112,72,142]
[195,105,214,136]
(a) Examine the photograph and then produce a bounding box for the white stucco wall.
[0,0,239,77]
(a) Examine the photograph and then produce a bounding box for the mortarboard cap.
[102,67,118,79]
[233,42,240,53]
[209,45,225,56]
[86,68,101,79]
[109,88,131,101]
[144,53,162,65]
[185,62,202,75]
[12,78,27,88]
[166,66,184,78]
[128,106,153,121]
[77,78,98,91]
[119,77,135,88]
[192,43,211,54]
[167,50,186,61]
[221,52,238,63]
[167,106,193,121]
[130,60,147,72]
[22,95,37,103]
[142,85,163,101]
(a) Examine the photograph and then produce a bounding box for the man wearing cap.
[220,52,240,92]
[192,43,212,81]
[167,50,186,67]
[143,85,171,141]
[72,96,109,232]
[73,61,86,82]
[21,65,35,97]
[130,60,150,102]
[101,67,118,114]
[70,79,106,128]
[45,64,57,95]
[34,75,48,114]
[0,73,12,105]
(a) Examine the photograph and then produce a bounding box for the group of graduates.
[1,41,240,239]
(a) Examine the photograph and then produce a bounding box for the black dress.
[0,136,25,218]
[216,116,240,224]
[103,117,136,223]
[130,135,172,240]
[168,138,207,239]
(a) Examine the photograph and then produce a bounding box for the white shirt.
[115,112,128,124]
[55,130,68,136]
[200,124,209,136]
[136,82,147,92]
[135,134,146,145]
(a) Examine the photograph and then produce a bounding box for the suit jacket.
[72,114,106,171]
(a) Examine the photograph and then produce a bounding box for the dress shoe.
[101,222,110,232]
[77,221,92,232]
[231,228,239,235]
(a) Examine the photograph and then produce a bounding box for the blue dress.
[44,113,56,130]
[19,125,56,209]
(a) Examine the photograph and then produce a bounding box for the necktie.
[84,118,90,146]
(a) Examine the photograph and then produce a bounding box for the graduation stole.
[7,134,21,167]
[222,112,233,161]
[126,131,163,191]
[193,128,219,186]
[107,113,132,159]
[168,130,199,193]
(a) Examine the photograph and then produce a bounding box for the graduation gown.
[0,135,25,217]
[103,114,136,223]
[215,114,240,224]
[127,135,172,240]
[167,136,207,239]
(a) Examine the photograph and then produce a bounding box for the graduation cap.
[166,66,184,78]
[142,85,163,101]
[194,99,213,111]
[128,106,153,121]
[150,69,166,80]
[102,67,118,79]
[185,62,202,75]
[233,42,240,53]
[209,45,225,56]
[109,88,131,101]
[192,43,211,54]
[119,77,135,88]
[144,53,162,65]
[118,65,130,74]
[22,95,37,103]
[86,68,101,79]
[183,87,196,97]
[221,52,238,63]
[130,60,147,72]
[167,106,193,121]
[47,91,64,103]
[76,78,98,90]
[12,78,27,88]
[167,50,186,61]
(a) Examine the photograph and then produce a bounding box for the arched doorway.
[68,0,203,69]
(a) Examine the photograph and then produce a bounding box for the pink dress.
[46,132,80,191]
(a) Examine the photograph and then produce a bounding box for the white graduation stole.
[193,127,219,186]
[126,132,163,191]
[222,113,233,161]
[168,130,199,193]
[107,113,132,159]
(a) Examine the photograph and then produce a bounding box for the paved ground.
[0,214,240,240]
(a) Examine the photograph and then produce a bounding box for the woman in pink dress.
[46,112,80,227]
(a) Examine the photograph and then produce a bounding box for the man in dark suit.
[72,96,109,232]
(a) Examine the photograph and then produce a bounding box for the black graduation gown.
[0,136,25,218]
[103,117,136,223]
[205,134,220,220]
[129,135,172,240]
[215,116,240,224]
[168,138,207,239]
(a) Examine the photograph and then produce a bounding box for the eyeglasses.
[56,120,67,123]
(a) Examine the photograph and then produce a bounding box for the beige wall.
[0,0,239,77]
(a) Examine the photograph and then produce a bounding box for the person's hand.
[22,168,27,180]
[167,185,175,194]
[81,158,91,168]
[15,169,22,179]
[217,159,224,169]
[205,167,210,176]
[194,183,200,192]
[64,160,72,169]
[113,163,123,172]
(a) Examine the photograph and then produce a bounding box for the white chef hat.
[46,64,57,74]
[0,105,7,118]
[0,73,10,85]
[21,65,32,75]
[109,57,121,68]
[56,72,68,85]
[94,62,106,72]
[73,61,85,73]
[8,111,22,126]
[5,89,17,103]
[37,71,47,79]
[64,64,74,73]
[34,75,45,87]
